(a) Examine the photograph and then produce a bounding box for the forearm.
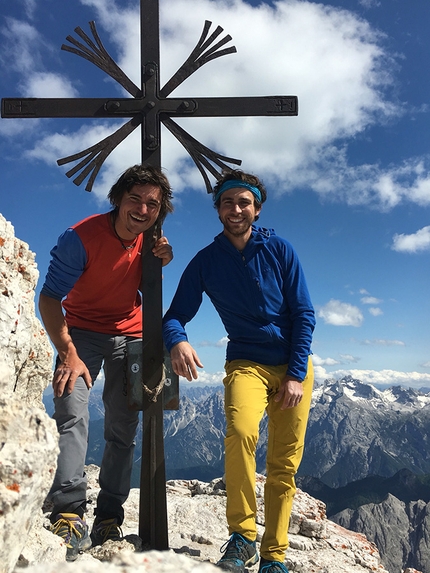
[38,293,77,360]
[288,309,315,380]
[162,316,188,351]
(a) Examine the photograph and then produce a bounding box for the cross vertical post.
[138,0,169,549]
[1,0,298,551]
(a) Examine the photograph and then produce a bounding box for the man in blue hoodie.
[163,170,315,573]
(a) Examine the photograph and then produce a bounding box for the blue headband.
[213,180,262,204]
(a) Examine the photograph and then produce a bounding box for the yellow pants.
[223,357,314,562]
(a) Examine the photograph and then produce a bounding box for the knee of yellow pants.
[260,357,314,561]
[225,406,261,442]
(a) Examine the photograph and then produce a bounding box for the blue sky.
[1,0,429,389]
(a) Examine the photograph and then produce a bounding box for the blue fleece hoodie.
[163,226,315,381]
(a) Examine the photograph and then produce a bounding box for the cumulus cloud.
[7,0,430,208]
[318,299,364,327]
[179,370,224,385]
[312,354,340,367]
[369,307,383,316]
[0,18,44,74]
[25,72,79,99]
[197,337,228,348]
[392,225,430,253]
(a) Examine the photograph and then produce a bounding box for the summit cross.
[1,0,298,551]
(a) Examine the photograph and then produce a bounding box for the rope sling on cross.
[1,0,298,550]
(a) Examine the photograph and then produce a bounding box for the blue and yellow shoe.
[216,532,259,572]
[90,517,123,546]
[258,557,289,573]
[49,512,91,561]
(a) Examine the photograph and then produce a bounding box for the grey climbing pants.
[48,328,140,524]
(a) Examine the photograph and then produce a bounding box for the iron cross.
[1,0,298,551]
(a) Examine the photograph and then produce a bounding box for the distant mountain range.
[301,377,430,487]
[297,467,430,517]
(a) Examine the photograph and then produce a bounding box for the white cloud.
[361,296,382,304]
[197,337,228,348]
[4,0,430,211]
[186,365,430,390]
[25,72,79,98]
[361,338,405,346]
[315,368,430,388]
[339,354,361,363]
[216,336,228,348]
[22,0,37,19]
[6,0,421,207]
[359,0,381,8]
[369,307,383,316]
[318,299,364,327]
[0,19,44,74]
[26,122,126,165]
[312,354,340,366]
[392,225,430,253]
[179,370,224,385]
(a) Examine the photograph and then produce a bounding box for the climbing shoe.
[258,557,289,572]
[90,517,123,546]
[216,532,259,572]
[49,512,91,561]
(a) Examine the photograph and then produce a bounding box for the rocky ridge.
[0,214,59,573]
[0,214,53,407]
[27,464,389,573]
[332,493,430,573]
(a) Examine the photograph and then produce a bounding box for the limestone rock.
[0,214,53,406]
[0,215,59,573]
[14,551,220,572]
[0,363,59,573]
[27,469,389,573]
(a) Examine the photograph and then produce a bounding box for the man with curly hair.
[40,165,174,560]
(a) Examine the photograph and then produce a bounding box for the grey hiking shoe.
[216,532,259,572]
[49,513,91,561]
[90,517,123,546]
[258,558,289,573]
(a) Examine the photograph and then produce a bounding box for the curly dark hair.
[108,164,174,225]
[212,169,267,221]
[213,169,267,207]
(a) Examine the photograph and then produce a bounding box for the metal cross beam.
[1,0,298,551]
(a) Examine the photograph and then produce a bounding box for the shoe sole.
[247,552,259,567]
[217,551,259,572]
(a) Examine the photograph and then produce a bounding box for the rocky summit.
[21,464,391,573]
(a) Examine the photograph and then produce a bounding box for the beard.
[219,215,254,238]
